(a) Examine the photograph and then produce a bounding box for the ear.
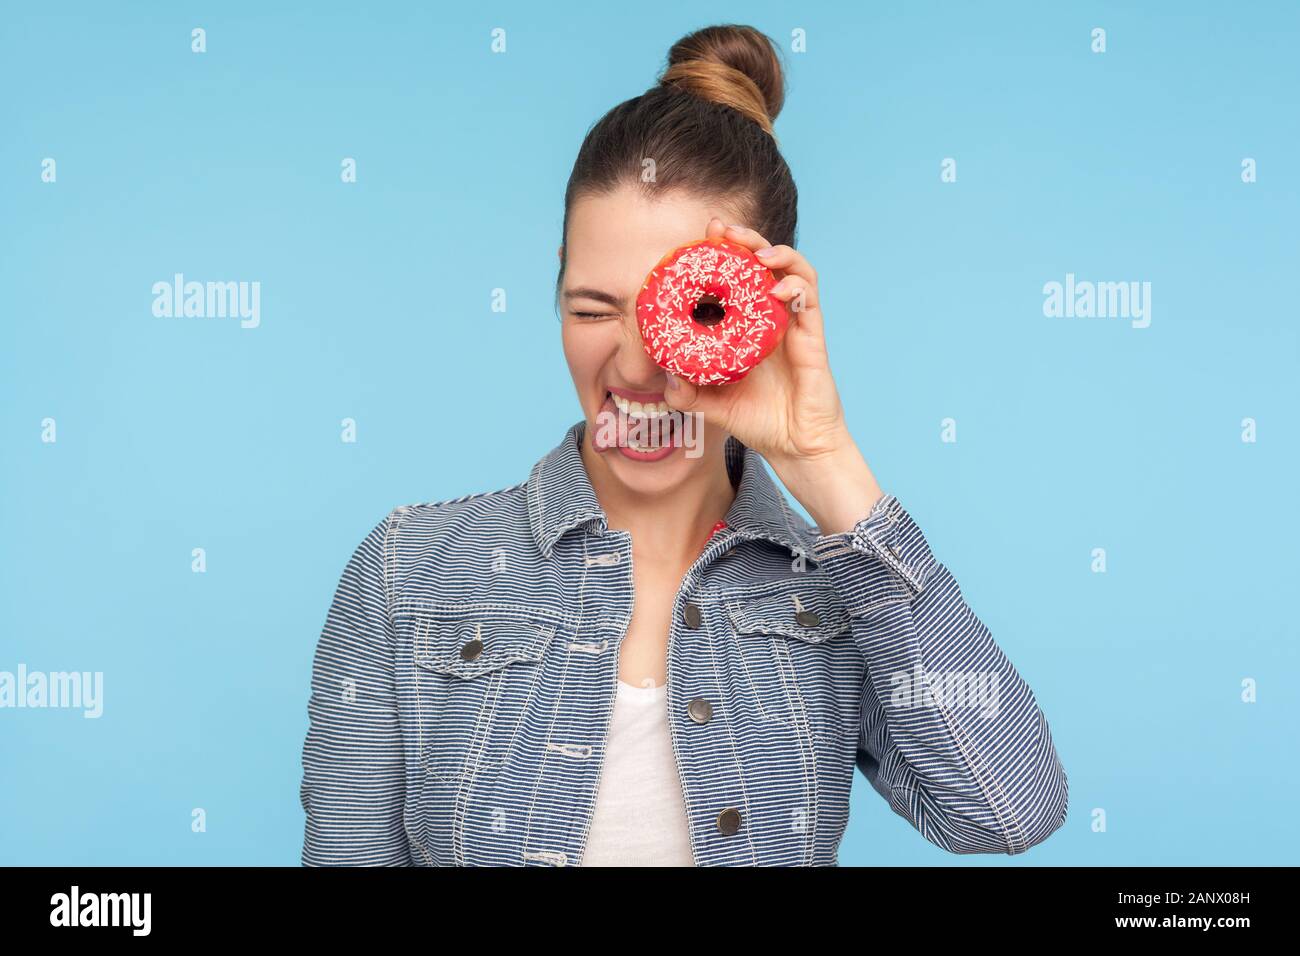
[556,244,563,262]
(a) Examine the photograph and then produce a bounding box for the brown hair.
[556,24,798,297]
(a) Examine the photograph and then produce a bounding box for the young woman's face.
[559,184,734,497]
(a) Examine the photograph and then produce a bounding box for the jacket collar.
[527,420,818,560]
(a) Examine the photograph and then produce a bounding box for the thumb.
[663,371,728,427]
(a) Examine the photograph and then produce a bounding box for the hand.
[662,218,885,534]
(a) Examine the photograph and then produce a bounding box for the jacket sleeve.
[300,509,413,865]
[810,493,1068,855]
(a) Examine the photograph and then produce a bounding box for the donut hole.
[691,293,726,327]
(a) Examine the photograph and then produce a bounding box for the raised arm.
[659,218,1067,852]
[811,492,1068,854]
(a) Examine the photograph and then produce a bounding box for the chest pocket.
[723,580,851,744]
[411,608,558,783]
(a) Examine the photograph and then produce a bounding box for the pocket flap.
[724,581,850,643]
[413,611,557,679]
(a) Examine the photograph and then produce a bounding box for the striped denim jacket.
[300,420,1068,865]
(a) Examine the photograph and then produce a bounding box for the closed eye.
[572,311,617,321]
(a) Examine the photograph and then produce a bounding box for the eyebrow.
[564,287,628,310]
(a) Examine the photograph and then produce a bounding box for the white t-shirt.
[579,679,695,866]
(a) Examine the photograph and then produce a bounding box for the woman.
[300,24,1068,866]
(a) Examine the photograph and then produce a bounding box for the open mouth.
[596,388,682,460]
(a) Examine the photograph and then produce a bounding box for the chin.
[599,441,703,496]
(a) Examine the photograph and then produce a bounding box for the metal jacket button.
[687,698,713,724]
[716,807,742,835]
[795,609,820,627]
[460,639,483,661]
[682,603,702,629]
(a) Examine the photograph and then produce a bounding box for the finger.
[706,216,729,240]
[722,222,773,254]
[750,244,818,288]
[772,275,820,313]
[662,371,733,428]
[772,276,824,338]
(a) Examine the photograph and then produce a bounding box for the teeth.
[610,392,672,418]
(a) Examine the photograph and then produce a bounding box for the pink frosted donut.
[636,237,788,386]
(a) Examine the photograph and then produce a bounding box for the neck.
[580,431,735,568]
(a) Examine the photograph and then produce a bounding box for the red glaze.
[636,238,788,386]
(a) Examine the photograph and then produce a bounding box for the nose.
[615,312,666,388]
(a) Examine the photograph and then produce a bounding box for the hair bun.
[659,25,785,137]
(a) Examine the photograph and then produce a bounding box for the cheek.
[561,321,614,391]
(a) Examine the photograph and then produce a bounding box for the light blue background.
[2,1,1296,865]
